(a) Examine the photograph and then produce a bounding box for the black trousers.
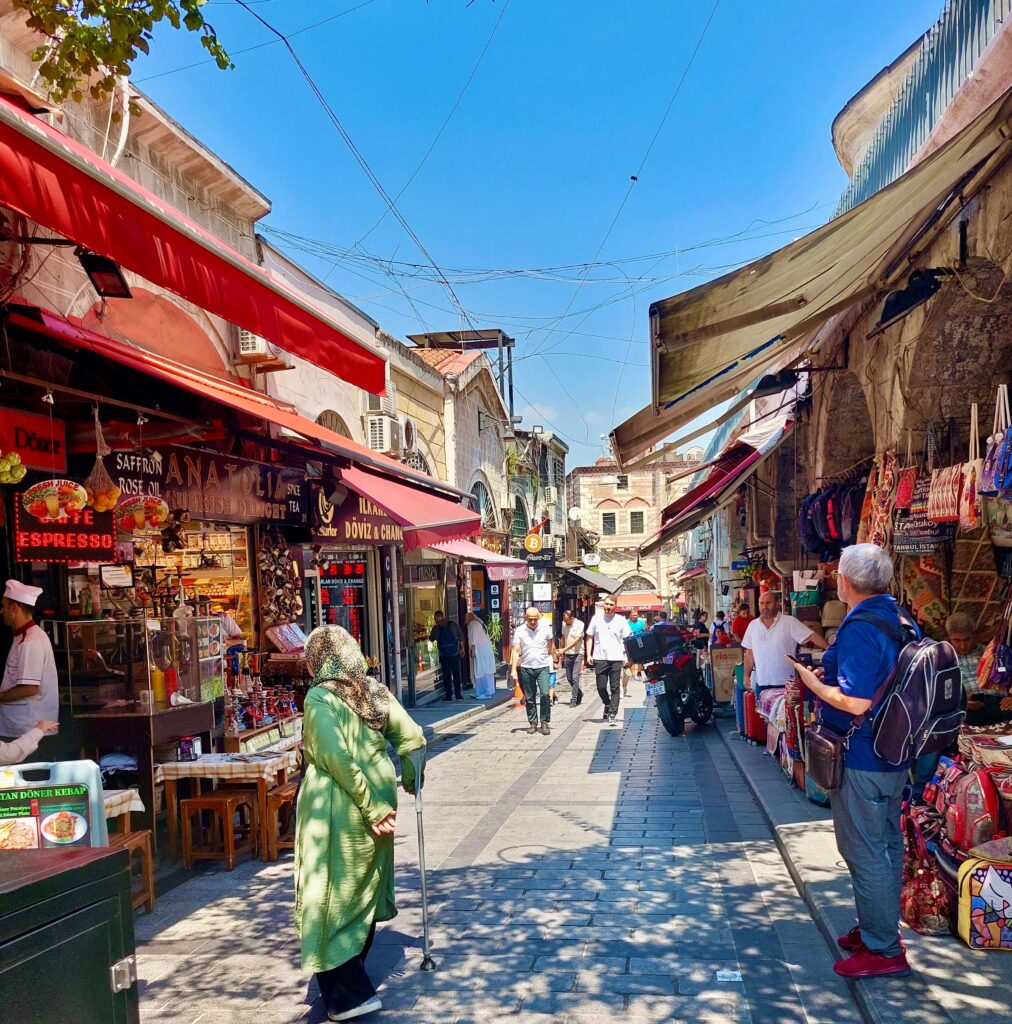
[439,655,463,699]
[595,661,623,717]
[316,920,377,1016]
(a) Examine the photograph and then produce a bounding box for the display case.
[53,616,225,715]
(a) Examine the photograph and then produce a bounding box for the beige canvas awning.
[611,85,1012,468]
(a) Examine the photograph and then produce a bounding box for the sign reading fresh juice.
[13,500,114,563]
[0,407,67,472]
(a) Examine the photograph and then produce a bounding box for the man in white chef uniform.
[1,580,59,758]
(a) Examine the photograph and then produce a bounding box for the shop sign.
[406,564,443,586]
[0,783,92,848]
[312,484,403,546]
[110,445,307,526]
[13,500,114,564]
[0,407,67,472]
[731,560,749,571]
[525,549,556,567]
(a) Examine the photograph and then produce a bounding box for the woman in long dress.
[466,611,497,699]
[295,625,426,1021]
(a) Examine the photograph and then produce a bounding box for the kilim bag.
[929,419,964,524]
[895,431,918,512]
[959,403,984,531]
[980,384,1010,498]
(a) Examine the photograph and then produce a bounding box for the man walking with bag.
[586,595,631,727]
[795,544,916,979]
[510,607,558,735]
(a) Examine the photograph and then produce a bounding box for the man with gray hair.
[798,544,917,979]
[510,607,558,736]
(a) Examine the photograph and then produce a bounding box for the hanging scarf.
[305,625,390,731]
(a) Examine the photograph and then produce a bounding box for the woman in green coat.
[295,625,426,1022]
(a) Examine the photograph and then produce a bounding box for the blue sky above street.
[135,0,943,463]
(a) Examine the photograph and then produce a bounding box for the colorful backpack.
[957,839,1012,951]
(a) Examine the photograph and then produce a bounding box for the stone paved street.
[136,678,862,1024]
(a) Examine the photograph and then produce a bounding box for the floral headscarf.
[305,625,390,731]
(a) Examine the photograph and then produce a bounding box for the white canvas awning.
[612,85,1012,467]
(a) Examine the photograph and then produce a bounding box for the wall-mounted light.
[77,249,132,299]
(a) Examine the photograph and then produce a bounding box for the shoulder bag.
[979,384,1009,497]
[958,403,984,531]
[895,431,918,512]
[928,418,963,524]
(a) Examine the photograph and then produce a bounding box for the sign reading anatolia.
[313,485,403,546]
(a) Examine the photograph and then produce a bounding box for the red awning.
[0,95,384,394]
[340,466,479,551]
[431,539,529,580]
[678,566,708,582]
[6,303,458,496]
[614,592,663,612]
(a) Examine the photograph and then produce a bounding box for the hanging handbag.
[895,427,951,554]
[959,403,984,531]
[895,431,918,512]
[979,384,1010,498]
[928,418,963,523]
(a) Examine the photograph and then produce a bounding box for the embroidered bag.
[895,431,918,511]
[980,384,1010,498]
[929,419,964,524]
[960,403,984,531]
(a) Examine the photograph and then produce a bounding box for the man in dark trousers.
[430,610,464,701]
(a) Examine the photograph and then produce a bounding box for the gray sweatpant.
[831,766,907,957]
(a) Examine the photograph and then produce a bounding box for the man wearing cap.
[1,580,59,755]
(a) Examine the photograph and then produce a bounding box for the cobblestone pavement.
[137,677,863,1024]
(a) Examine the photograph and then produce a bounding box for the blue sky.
[135,0,943,464]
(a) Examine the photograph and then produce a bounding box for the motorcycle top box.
[623,624,685,664]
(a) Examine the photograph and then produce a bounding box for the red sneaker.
[837,926,864,953]
[833,949,911,978]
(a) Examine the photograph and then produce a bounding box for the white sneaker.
[329,996,383,1021]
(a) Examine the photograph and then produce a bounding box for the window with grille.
[512,496,528,537]
[630,511,644,534]
[602,512,616,535]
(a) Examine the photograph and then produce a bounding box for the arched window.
[403,451,431,475]
[619,574,655,594]
[316,410,351,437]
[511,496,528,538]
[470,481,497,530]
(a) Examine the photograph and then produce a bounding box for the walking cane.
[408,748,436,972]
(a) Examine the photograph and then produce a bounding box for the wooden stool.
[266,779,300,862]
[180,791,258,870]
[110,830,156,913]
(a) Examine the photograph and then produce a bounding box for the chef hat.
[3,580,43,607]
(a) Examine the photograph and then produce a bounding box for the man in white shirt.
[560,609,586,707]
[1,580,59,757]
[586,595,632,726]
[510,607,558,736]
[741,592,827,694]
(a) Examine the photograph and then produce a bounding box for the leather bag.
[805,720,848,791]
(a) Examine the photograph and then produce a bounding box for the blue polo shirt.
[819,594,918,773]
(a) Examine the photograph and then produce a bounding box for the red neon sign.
[13,499,115,564]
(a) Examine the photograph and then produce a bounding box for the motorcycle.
[625,626,714,737]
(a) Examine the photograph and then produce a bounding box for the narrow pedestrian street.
[136,678,861,1024]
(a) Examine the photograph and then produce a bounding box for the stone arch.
[469,475,498,531]
[624,496,650,509]
[815,369,875,480]
[595,497,621,510]
[618,572,656,593]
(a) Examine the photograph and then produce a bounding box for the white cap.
[3,580,42,607]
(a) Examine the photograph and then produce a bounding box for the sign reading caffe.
[110,445,307,526]
[313,485,403,546]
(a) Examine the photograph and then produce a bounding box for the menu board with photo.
[0,784,93,849]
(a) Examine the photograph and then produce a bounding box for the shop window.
[630,510,644,534]
[602,512,616,535]
[616,474,629,490]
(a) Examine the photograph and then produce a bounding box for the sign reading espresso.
[13,501,114,563]
[110,445,307,526]
[0,407,67,472]
[313,485,403,546]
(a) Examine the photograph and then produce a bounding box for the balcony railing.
[837,0,1011,214]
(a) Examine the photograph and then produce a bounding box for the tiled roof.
[412,348,482,374]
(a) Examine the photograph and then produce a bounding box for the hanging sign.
[0,407,67,472]
[312,484,403,546]
[13,500,114,564]
[525,549,556,567]
[109,445,307,526]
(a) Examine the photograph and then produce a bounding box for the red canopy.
[340,467,480,551]
[431,538,528,580]
[0,95,384,394]
[614,592,663,612]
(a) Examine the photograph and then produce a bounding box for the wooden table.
[157,749,298,863]
[102,788,145,835]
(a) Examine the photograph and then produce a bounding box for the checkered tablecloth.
[102,788,145,820]
[155,750,297,785]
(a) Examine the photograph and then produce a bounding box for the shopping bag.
[959,403,984,531]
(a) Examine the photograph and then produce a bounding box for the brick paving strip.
[135,677,865,1024]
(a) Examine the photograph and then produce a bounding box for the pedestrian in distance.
[731,603,754,643]
[429,610,464,701]
[465,612,497,700]
[295,625,426,1021]
[510,606,558,736]
[794,544,915,979]
[560,608,586,706]
[586,595,632,726]
[626,606,647,690]
[741,592,827,695]
[710,610,730,646]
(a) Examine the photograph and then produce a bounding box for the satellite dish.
[582,553,600,567]
[568,506,582,523]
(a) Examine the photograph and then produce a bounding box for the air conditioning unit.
[365,379,397,417]
[235,329,274,363]
[401,416,418,453]
[366,415,402,455]
[543,485,558,507]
